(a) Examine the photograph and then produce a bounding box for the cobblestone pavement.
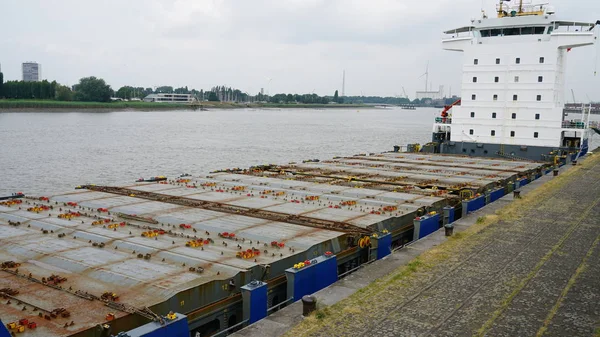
[300,155,600,337]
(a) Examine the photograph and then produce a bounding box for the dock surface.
[282,152,600,337]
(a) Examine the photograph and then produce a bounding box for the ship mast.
[519,0,523,14]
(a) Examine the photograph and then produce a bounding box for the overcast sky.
[2,0,599,99]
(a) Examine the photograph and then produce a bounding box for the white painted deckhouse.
[143,93,196,103]
[432,0,599,161]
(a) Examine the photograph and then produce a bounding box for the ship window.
[516,57,521,64]
[514,76,519,83]
[474,59,479,65]
[504,28,519,36]
[538,76,543,82]
[535,27,545,34]
[511,131,515,137]
[535,113,540,120]
[469,129,474,135]
[512,113,517,119]
[471,112,475,117]
[491,29,502,36]
[513,95,518,101]
[480,30,490,37]
[496,58,501,65]
[493,94,498,101]
[462,148,467,153]
[491,130,496,136]
[522,27,534,35]
[537,95,542,101]
[492,112,497,118]
[494,76,499,83]
[539,57,545,63]
[473,77,478,83]
[534,132,539,138]
[547,26,554,34]
[472,94,477,100]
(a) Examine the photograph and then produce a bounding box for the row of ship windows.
[469,129,539,138]
[470,112,541,120]
[471,94,543,101]
[472,76,544,83]
[474,57,545,65]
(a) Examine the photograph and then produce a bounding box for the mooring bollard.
[553,169,559,177]
[513,190,521,199]
[572,160,578,166]
[302,295,316,317]
[444,224,454,237]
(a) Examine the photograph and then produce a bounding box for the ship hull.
[436,140,582,162]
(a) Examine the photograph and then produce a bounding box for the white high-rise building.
[22,62,41,82]
[432,1,597,161]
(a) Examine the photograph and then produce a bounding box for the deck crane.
[440,98,461,119]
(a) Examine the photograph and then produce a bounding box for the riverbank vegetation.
[0,99,368,111]
[0,70,458,109]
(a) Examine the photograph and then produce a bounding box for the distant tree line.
[0,79,58,99]
[343,96,411,105]
[0,73,110,102]
[0,71,459,105]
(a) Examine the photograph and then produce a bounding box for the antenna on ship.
[518,0,523,14]
[592,26,600,76]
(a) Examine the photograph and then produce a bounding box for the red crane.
[441,99,461,118]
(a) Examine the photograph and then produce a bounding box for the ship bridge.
[435,0,597,161]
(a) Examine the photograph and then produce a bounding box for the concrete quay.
[233,150,600,337]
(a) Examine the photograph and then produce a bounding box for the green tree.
[116,86,134,99]
[156,86,174,94]
[56,85,73,101]
[0,72,3,98]
[174,86,189,94]
[208,91,219,101]
[73,76,112,102]
[333,90,339,103]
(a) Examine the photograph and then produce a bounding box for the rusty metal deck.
[0,152,547,336]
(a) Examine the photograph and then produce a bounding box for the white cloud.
[0,0,598,99]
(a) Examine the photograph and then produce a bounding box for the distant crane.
[342,70,346,98]
[571,89,577,103]
[402,86,409,99]
[265,77,273,95]
[419,62,430,92]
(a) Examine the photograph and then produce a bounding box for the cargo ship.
[429,0,598,162]
[0,1,597,337]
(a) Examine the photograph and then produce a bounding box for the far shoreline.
[0,100,389,112]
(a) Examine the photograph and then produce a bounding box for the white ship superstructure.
[432,0,598,161]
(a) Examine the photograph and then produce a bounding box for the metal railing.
[434,117,452,124]
[562,121,587,129]
[338,258,377,279]
[267,297,294,313]
[211,319,249,337]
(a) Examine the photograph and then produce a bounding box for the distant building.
[22,62,41,82]
[143,93,195,103]
[416,85,444,100]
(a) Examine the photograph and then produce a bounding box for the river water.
[0,107,435,195]
[2,108,598,196]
